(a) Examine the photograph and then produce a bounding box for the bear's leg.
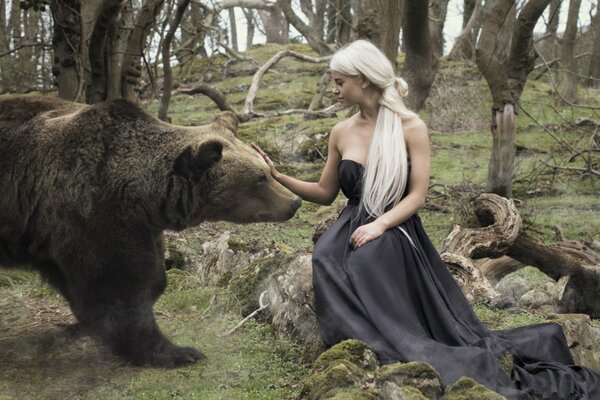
[58,230,204,367]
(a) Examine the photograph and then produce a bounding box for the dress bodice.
[338,159,364,203]
[337,159,411,204]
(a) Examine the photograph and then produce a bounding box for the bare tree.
[228,7,238,51]
[448,0,483,60]
[159,0,191,121]
[429,0,451,57]
[258,3,289,44]
[559,0,582,103]
[588,1,600,88]
[545,0,561,39]
[278,0,329,53]
[402,0,438,111]
[476,0,552,197]
[243,8,255,50]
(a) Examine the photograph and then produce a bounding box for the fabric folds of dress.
[312,159,600,399]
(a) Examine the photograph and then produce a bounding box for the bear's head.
[168,112,301,228]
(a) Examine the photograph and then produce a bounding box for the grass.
[0,270,309,400]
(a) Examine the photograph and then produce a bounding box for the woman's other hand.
[349,220,386,248]
[251,143,280,179]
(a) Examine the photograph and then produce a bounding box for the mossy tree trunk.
[475,0,552,198]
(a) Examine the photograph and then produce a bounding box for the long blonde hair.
[330,40,417,217]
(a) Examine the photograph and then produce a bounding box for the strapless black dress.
[312,159,600,399]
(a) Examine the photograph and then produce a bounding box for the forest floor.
[1,43,599,399]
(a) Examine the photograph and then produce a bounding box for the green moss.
[379,362,435,381]
[302,360,367,400]
[376,362,442,399]
[313,339,379,373]
[473,302,549,330]
[327,387,378,399]
[444,377,506,400]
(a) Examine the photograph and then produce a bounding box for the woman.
[252,40,599,399]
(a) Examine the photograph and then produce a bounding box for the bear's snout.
[289,196,302,217]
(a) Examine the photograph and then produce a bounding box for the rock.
[301,340,378,400]
[379,382,427,400]
[495,266,558,309]
[518,289,553,309]
[444,376,506,400]
[495,275,530,303]
[267,254,323,358]
[551,313,600,371]
[327,388,377,399]
[376,362,443,400]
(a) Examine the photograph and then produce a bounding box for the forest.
[0,0,599,399]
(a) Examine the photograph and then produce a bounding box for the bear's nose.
[290,196,302,215]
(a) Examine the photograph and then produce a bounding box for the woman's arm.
[251,124,343,205]
[349,118,430,248]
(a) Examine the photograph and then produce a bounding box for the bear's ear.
[173,140,223,179]
[213,111,238,136]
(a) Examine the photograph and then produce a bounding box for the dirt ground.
[0,286,128,400]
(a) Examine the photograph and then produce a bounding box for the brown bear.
[0,95,301,367]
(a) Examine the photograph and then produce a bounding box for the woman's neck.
[357,91,381,122]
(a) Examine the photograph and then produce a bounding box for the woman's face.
[330,71,365,108]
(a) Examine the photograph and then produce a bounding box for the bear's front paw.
[148,344,205,368]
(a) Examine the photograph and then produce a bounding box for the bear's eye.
[256,175,267,186]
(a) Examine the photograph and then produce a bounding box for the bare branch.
[243,50,331,114]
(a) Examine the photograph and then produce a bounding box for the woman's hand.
[251,143,280,179]
[349,220,387,249]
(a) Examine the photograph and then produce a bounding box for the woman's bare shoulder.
[402,116,428,143]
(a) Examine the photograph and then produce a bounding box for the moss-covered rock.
[376,362,443,399]
[324,387,377,399]
[228,252,292,315]
[313,340,379,373]
[300,340,379,400]
[444,376,506,400]
[379,382,428,400]
[302,360,371,400]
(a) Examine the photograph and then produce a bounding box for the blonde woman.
[252,40,599,399]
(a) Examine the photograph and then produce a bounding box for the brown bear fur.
[0,95,301,367]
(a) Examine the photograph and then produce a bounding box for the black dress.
[312,159,600,399]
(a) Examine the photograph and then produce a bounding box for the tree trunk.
[402,0,438,111]
[228,8,238,52]
[476,0,552,197]
[243,8,255,50]
[378,0,403,67]
[121,0,165,101]
[487,104,516,197]
[448,0,482,60]
[159,0,191,121]
[559,0,582,103]
[429,0,450,57]
[278,0,329,53]
[259,4,288,44]
[86,0,122,103]
[50,0,82,101]
[588,3,600,88]
[545,0,560,39]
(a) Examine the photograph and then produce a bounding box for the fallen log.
[442,193,600,317]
